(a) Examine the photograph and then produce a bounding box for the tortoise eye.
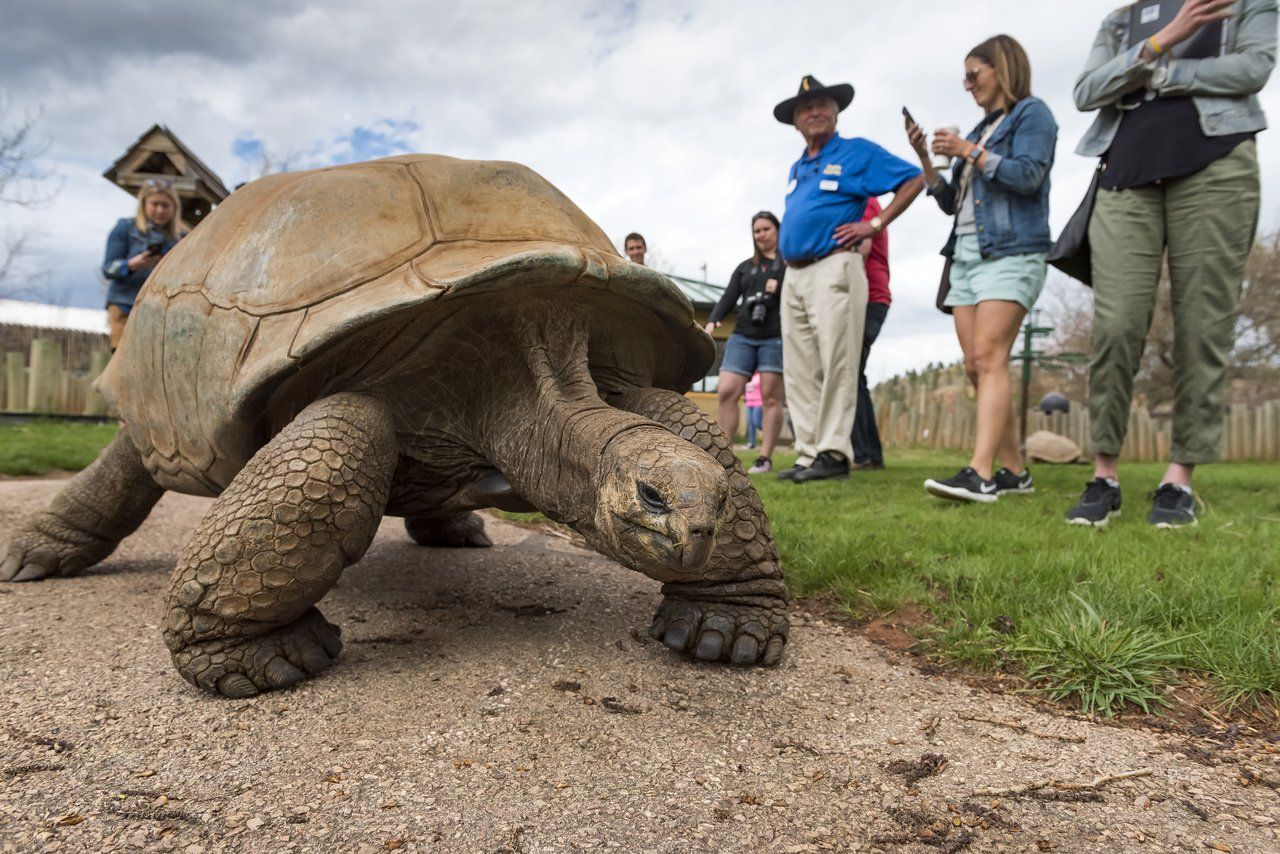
[636,481,670,514]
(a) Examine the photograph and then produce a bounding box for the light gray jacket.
[1074,0,1278,155]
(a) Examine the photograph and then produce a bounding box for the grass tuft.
[1009,593,1185,716]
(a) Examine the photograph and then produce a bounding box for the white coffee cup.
[932,125,962,171]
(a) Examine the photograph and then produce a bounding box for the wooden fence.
[1,339,112,417]
[871,384,1280,462]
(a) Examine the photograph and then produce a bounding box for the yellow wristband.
[1147,35,1165,56]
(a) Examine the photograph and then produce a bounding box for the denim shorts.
[720,333,783,377]
[945,234,1047,311]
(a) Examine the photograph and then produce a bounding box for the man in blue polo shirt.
[775,75,923,483]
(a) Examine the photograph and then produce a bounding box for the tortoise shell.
[98,155,712,495]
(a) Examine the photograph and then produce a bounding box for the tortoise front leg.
[162,393,398,698]
[609,388,789,665]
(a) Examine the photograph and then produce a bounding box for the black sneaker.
[924,467,999,503]
[993,467,1034,495]
[776,463,807,481]
[1149,483,1198,528]
[792,451,850,483]
[747,456,772,474]
[1066,478,1122,527]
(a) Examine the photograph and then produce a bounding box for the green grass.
[750,449,1280,717]
[0,420,118,476]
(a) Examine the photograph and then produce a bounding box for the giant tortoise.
[0,155,788,697]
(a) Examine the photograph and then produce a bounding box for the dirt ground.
[2,481,1279,853]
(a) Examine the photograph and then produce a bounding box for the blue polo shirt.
[780,135,921,263]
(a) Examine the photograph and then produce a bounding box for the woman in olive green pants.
[1068,0,1275,528]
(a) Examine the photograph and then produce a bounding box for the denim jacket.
[929,96,1058,259]
[101,217,180,310]
[1074,0,1277,156]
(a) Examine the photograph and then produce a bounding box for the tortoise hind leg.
[608,388,789,665]
[1,431,165,582]
[162,393,398,697]
[405,512,492,548]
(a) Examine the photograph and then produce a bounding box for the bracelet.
[1147,35,1165,56]
[966,145,984,163]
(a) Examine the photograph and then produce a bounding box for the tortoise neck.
[477,311,651,534]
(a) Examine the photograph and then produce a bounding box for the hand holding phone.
[903,106,928,158]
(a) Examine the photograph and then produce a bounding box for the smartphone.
[902,106,917,126]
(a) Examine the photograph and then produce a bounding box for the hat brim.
[773,83,855,125]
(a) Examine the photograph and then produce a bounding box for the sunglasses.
[963,66,986,86]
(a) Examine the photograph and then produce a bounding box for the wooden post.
[83,350,112,416]
[4,352,25,412]
[26,339,62,414]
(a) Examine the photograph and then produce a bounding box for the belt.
[785,246,851,269]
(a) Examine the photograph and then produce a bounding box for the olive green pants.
[1087,140,1259,464]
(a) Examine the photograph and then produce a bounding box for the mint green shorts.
[945,233,1047,311]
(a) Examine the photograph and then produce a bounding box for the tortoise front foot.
[404,512,492,548]
[648,593,789,666]
[1,519,116,582]
[170,608,343,698]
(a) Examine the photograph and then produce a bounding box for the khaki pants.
[107,304,130,352]
[1088,140,1260,463]
[781,251,867,466]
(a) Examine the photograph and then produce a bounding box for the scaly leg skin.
[404,512,492,548]
[162,393,398,698]
[609,388,789,665]
[1,431,165,582]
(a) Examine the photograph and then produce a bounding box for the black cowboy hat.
[773,75,855,125]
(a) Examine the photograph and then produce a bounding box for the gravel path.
[2,482,1278,853]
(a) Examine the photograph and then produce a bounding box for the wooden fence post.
[25,339,62,414]
[83,350,112,416]
[3,352,25,412]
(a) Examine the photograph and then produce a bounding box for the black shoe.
[993,467,1034,495]
[1149,483,1198,528]
[792,452,849,483]
[852,460,885,471]
[776,463,807,481]
[924,467,999,503]
[1066,478,1122,527]
[747,456,772,474]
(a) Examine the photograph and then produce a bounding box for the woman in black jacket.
[705,212,786,474]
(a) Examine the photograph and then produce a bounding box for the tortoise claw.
[730,635,760,665]
[694,631,724,661]
[662,622,691,652]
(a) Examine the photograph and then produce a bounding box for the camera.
[145,234,166,256]
[744,291,770,326]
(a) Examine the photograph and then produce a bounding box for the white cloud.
[3,0,1278,381]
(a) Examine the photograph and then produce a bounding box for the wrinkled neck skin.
[479,311,660,542]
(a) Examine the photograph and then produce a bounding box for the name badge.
[819,179,839,192]
[1140,3,1160,24]
[786,178,797,195]
[823,163,842,176]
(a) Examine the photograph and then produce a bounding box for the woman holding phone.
[904,34,1058,503]
[102,179,185,351]
[1065,0,1275,528]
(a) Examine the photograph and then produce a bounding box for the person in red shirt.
[851,196,890,469]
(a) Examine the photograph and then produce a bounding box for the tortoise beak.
[678,528,716,571]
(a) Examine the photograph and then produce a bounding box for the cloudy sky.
[3,0,1278,382]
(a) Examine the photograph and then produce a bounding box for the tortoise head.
[591,429,728,580]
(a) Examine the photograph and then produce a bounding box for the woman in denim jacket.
[1065,0,1275,529]
[102,179,185,351]
[904,34,1058,504]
